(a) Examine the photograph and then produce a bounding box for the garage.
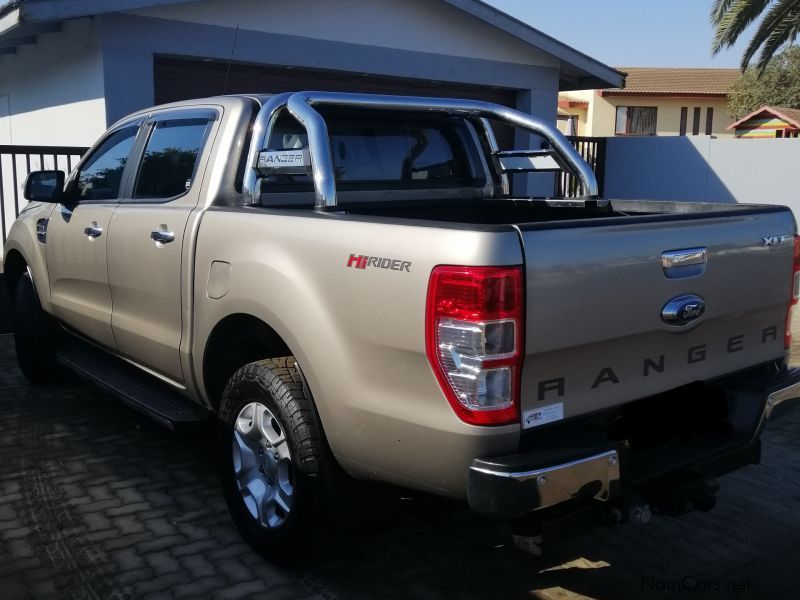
[153,56,519,148]
[0,0,623,220]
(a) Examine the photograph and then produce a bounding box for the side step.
[56,339,211,430]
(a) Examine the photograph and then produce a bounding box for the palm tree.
[711,0,800,72]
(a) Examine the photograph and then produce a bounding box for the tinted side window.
[133,118,210,200]
[76,126,138,201]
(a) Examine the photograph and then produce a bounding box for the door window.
[75,126,138,200]
[132,118,211,200]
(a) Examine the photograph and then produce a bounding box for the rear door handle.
[150,230,175,244]
[84,224,103,238]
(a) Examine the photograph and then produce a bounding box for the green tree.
[727,45,800,118]
[711,0,800,72]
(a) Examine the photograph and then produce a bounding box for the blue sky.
[484,0,751,68]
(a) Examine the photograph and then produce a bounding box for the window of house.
[75,126,138,201]
[614,106,657,135]
[133,118,211,200]
[557,114,579,136]
[692,107,701,135]
[679,107,688,136]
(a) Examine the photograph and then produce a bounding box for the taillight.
[426,265,524,426]
[785,235,800,350]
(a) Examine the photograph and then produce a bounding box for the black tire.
[217,357,332,559]
[13,272,60,383]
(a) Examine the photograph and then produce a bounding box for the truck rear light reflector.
[426,266,523,425]
[786,235,800,350]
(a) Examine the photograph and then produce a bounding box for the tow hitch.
[509,478,719,556]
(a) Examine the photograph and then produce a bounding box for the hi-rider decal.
[347,253,412,272]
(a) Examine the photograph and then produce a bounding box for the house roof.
[558,96,589,109]
[602,67,740,97]
[727,105,800,130]
[0,0,624,90]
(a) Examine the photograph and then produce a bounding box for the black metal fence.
[555,136,607,198]
[1,145,88,245]
[0,137,607,246]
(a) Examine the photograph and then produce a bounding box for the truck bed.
[336,198,790,228]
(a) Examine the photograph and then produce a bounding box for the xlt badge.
[661,294,706,326]
[762,235,790,247]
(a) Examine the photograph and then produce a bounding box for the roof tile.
[607,67,740,95]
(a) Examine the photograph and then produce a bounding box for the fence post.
[554,136,607,198]
[0,144,88,246]
[594,137,606,197]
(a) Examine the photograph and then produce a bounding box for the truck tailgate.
[518,207,796,426]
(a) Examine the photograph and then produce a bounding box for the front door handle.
[150,229,175,244]
[84,224,103,238]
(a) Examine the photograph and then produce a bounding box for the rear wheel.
[13,271,60,383]
[217,357,331,558]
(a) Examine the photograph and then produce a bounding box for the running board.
[56,339,211,430]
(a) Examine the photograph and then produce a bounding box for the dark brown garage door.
[153,57,519,148]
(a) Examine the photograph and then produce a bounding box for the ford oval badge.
[662,294,706,326]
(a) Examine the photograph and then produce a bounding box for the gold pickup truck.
[5,91,800,557]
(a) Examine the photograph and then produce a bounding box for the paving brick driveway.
[1,333,800,600]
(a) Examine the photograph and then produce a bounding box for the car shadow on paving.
[1,333,800,600]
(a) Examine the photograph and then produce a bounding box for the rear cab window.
[260,109,485,198]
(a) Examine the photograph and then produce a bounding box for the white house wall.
[604,136,800,220]
[0,94,10,144]
[102,0,562,195]
[127,0,559,68]
[0,18,107,146]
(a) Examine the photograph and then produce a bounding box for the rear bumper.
[760,372,800,422]
[468,367,800,519]
[469,449,621,519]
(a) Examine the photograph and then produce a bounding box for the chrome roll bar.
[242,91,599,210]
[478,117,510,197]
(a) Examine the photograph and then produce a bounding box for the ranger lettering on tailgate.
[537,325,781,401]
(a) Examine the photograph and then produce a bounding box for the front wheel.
[217,357,329,558]
[13,271,60,383]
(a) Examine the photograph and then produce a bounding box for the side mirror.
[23,170,65,203]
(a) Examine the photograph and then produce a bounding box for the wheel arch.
[3,248,28,298]
[202,313,295,412]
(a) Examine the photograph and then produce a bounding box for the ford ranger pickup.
[4,91,800,556]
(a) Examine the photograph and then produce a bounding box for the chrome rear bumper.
[468,367,800,519]
[468,450,620,518]
[765,377,800,419]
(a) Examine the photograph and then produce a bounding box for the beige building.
[558,68,740,138]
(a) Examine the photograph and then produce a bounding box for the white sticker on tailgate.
[522,403,564,429]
